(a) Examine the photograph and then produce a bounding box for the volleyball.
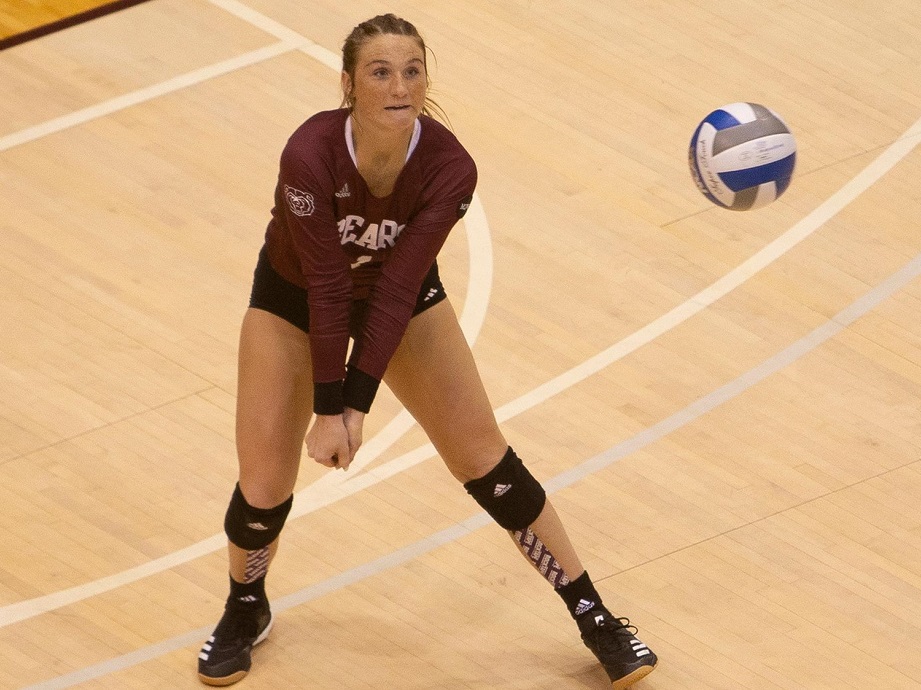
[689,102,797,211]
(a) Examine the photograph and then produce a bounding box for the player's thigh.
[384,299,507,483]
[236,307,313,506]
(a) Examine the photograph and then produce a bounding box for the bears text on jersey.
[337,214,407,251]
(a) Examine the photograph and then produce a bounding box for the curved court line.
[286,194,493,513]
[3,103,921,630]
[0,192,491,628]
[5,110,920,627]
[3,0,920,634]
[331,113,921,486]
[24,247,921,689]
[0,0,496,628]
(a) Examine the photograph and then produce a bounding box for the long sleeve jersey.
[264,108,477,413]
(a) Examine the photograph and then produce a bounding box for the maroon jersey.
[264,108,476,412]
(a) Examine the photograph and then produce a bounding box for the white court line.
[0,0,337,154]
[285,194,495,509]
[333,112,921,486]
[206,0,340,71]
[0,41,297,152]
[2,0,921,626]
[24,248,921,689]
[0,189,491,628]
[0,1,493,626]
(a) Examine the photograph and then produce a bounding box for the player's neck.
[349,115,414,197]
[349,114,413,164]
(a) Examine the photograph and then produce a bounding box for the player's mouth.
[385,105,412,111]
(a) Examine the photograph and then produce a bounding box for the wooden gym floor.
[2,1,920,688]
[0,1,125,41]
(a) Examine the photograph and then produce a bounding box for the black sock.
[555,571,609,620]
[228,574,266,604]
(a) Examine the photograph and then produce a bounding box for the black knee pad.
[224,483,293,550]
[463,447,546,531]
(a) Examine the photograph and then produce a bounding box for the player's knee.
[463,447,546,531]
[224,483,293,550]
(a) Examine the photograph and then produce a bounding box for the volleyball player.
[197,14,657,689]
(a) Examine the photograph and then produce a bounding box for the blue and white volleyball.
[689,102,796,211]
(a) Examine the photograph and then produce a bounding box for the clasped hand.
[305,408,365,470]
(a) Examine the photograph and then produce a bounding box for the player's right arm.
[275,138,353,466]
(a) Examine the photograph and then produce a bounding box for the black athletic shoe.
[198,597,273,686]
[578,611,657,689]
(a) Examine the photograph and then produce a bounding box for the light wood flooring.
[1,1,920,688]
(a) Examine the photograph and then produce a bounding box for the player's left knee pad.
[224,483,293,551]
[463,447,546,531]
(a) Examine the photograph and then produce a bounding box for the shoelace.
[604,617,637,634]
[589,616,638,654]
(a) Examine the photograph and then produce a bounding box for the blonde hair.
[340,14,449,124]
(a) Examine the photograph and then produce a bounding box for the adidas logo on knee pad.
[225,484,293,550]
[464,449,546,531]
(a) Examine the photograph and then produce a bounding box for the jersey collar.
[344,115,422,168]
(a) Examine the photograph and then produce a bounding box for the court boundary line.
[23,247,921,689]
[2,0,921,628]
[0,0,493,624]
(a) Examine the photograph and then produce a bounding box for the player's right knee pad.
[224,483,293,551]
[463,447,546,531]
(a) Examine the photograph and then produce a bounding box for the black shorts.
[248,244,447,335]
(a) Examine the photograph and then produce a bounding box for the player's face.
[345,34,427,132]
